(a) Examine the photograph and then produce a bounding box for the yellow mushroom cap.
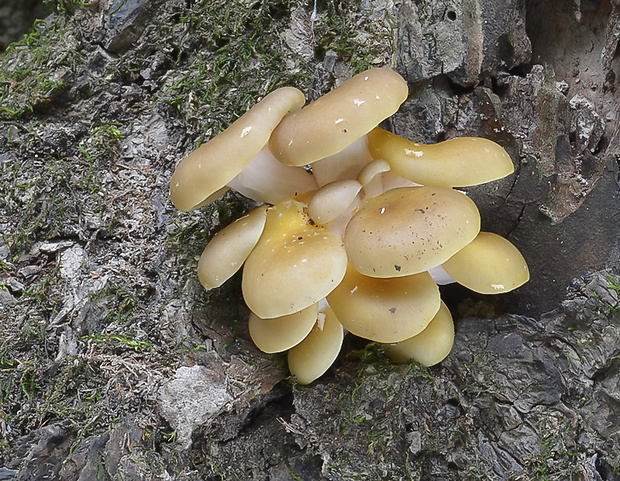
[248,303,319,354]
[344,186,481,278]
[242,199,347,319]
[367,127,514,187]
[327,265,440,343]
[269,68,408,167]
[197,206,269,289]
[288,306,344,385]
[170,87,305,211]
[308,179,362,225]
[441,231,529,294]
[385,301,454,366]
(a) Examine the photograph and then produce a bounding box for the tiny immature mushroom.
[248,303,319,354]
[242,198,347,319]
[288,306,344,385]
[327,264,440,343]
[441,231,530,294]
[344,186,481,278]
[197,205,269,289]
[307,179,362,225]
[385,301,454,367]
[367,127,514,187]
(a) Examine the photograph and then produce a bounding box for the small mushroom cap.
[170,87,305,211]
[356,158,391,187]
[308,179,362,225]
[288,306,344,385]
[242,199,348,319]
[327,265,440,343]
[345,186,481,278]
[368,127,514,187]
[197,206,269,289]
[385,301,454,366]
[269,68,408,166]
[441,232,529,294]
[249,303,319,354]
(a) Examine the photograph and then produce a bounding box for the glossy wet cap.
[269,68,408,167]
[344,186,481,277]
[170,87,305,211]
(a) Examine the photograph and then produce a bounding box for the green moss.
[158,0,310,135]
[0,118,124,257]
[0,14,79,120]
[82,333,153,353]
[314,0,395,73]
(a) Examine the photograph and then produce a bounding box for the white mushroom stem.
[311,135,374,187]
[227,145,318,204]
[427,264,457,285]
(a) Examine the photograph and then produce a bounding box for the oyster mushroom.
[288,305,344,385]
[169,86,316,211]
[197,205,269,289]
[269,68,409,186]
[344,186,481,278]
[441,231,529,294]
[385,301,454,366]
[242,198,347,319]
[307,179,362,225]
[327,264,441,343]
[248,303,319,354]
[367,127,514,187]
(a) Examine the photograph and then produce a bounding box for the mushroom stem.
[311,135,374,187]
[427,265,456,285]
[227,145,318,204]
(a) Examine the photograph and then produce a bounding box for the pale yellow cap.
[308,179,362,225]
[269,68,408,166]
[288,306,344,385]
[170,87,305,211]
[197,206,269,289]
[385,301,454,366]
[368,127,514,187]
[327,266,440,343]
[345,186,481,277]
[242,199,347,319]
[442,232,529,294]
[249,303,319,354]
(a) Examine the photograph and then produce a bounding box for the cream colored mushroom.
[248,303,319,354]
[367,127,514,187]
[307,179,362,225]
[242,198,347,319]
[288,306,344,385]
[170,87,313,211]
[327,264,440,343]
[269,68,408,187]
[197,206,269,289]
[385,301,454,366]
[441,231,529,294]
[344,186,481,278]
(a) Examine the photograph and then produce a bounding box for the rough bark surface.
[0,0,619,480]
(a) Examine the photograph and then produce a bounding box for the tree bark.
[0,0,619,479]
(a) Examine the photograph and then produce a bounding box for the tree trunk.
[0,0,618,479]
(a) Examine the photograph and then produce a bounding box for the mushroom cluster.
[170,68,529,385]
